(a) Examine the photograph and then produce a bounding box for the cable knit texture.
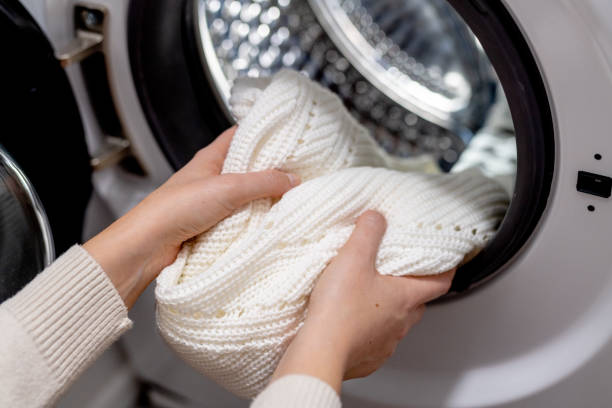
[156,70,509,398]
[0,245,132,407]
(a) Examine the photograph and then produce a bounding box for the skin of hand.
[271,211,456,393]
[83,126,300,309]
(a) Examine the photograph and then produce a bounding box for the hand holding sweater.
[269,211,455,394]
[84,126,300,309]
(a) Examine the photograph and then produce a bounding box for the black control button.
[577,171,612,198]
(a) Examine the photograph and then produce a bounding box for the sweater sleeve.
[250,375,342,408]
[0,245,132,407]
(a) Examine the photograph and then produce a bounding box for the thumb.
[218,170,301,210]
[338,211,387,267]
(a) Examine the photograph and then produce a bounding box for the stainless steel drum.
[194,0,499,170]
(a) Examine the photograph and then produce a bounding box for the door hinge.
[55,4,106,68]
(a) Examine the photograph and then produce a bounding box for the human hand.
[271,211,455,392]
[84,127,300,308]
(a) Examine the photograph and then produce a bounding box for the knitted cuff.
[251,375,342,408]
[5,245,132,398]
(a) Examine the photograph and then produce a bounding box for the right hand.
[271,211,455,392]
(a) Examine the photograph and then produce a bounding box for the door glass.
[0,146,53,300]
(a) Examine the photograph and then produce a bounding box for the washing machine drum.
[128,0,554,293]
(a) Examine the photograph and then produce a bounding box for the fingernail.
[287,173,301,187]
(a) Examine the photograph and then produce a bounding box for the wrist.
[83,215,161,309]
[302,312,355,364]
[272,319,350,394]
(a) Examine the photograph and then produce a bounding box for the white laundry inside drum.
[155,70,509,398]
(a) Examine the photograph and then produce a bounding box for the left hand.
[84,126,300,308]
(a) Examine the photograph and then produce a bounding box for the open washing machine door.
[21,0,612,406]
[0,0,93,301]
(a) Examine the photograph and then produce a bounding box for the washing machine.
[2,0,612,406]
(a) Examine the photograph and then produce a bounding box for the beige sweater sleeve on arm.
[251,375,342,408]
[0,245,132,407]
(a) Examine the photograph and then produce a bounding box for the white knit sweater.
[0,246,340,407]
[156,70,509,398]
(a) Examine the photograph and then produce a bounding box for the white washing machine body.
[17,0,612,406]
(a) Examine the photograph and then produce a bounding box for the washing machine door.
[0,0,93,301]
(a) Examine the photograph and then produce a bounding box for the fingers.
[217,169,300,210]
[206,126,237,158]
[400,268,456,304]
[188,126,237,174]
[339,211,387,266]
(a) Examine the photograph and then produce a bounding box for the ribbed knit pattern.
[251,375,341,408]
[156,70,509,398]
[4,245,132,405]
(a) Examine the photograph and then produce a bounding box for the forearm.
[0,246,131,407]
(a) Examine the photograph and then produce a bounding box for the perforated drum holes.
[196,0,498,168]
